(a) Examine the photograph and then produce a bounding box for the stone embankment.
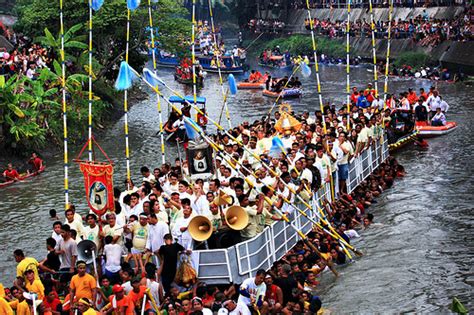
[282,7,473,74]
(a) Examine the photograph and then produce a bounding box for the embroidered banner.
[79,162,114,215]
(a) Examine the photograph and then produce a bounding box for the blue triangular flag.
[300,61,311,78]
[127,0,140,10]
[228,74,237,95]
[183,117,202,141]
[91,0,104,11]
[114,61,139,91]
[269,136,284,158]
[143,68,165,88]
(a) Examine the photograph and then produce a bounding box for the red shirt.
[3,169,20,179]
[31,157,43,171]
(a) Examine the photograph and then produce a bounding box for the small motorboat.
[415,121,458,137]
[263,88,302,99]
[0,166,46,188]
[237,81,266,90]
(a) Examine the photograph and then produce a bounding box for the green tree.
[15,0,192,78]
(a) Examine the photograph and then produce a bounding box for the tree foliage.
[14,0,192,78]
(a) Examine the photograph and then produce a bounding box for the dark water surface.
[0,64,472,312]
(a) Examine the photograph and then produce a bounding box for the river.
[0,64,472,312]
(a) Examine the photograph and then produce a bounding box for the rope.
[88,0,93,161]
[208,0,232,129]
[383,0,394,106]
[368,0,379,96]
[345,0,351,131]
[147,0,166,164]
[305,0,326,134]
[59,0,69,208]
[123,9,132,183]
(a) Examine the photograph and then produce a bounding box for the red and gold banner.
[79,162,114,216]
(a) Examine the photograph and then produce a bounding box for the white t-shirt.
[146,221,169,253]
[104,243,122,273]
[237,277,266,306]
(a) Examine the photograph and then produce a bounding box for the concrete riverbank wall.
[281,7,474,74]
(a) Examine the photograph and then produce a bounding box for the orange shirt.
[407,91,418,104]
[108,295,135,315]
[128,286,151,310]
[70,273,97,301]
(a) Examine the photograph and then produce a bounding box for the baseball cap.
[112,284,124,293]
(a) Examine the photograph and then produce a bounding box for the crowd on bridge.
[6,74,455,313]
[303,10,472,45]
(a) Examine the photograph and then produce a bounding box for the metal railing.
[194,134,388,284]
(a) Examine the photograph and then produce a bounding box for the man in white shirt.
[191,184,211,217]
[103,235,122,283]
[145,213,169,256]
[237,269,267,313]
[439,96,449,113]
[140,166,156,183]
[171,200,194,250]
[83,214,100,248]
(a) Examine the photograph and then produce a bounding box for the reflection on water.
[0,64,472,312]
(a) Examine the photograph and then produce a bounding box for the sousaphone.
[188,215,213,241]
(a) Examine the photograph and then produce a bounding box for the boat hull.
[237,82,265,89]
[415,121,458,138]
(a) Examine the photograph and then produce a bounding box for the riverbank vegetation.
[259,35,346,57]
[392,51,430,68]
[1,0,191,155]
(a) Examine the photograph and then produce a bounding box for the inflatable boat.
[415,121,458,137]
[237,81,266,89]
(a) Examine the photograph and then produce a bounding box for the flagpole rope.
[208,0,232,129]
[147,0,166,164]
[59,0,69,208]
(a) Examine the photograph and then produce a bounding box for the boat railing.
[194,133,388,284]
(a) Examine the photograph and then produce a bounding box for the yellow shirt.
[9,299,30,315]
[0,297,13,315]
[16,257,39,280]
[83,308,99,315]
[25,279,45,300]
[70,273,97,301]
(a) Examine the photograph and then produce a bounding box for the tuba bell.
[77,240,97,264]
[225,206,249,231]
[188,215,213,241]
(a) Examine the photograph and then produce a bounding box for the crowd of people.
[248,19,286,34]
[303,10,472,46]
[277,0,467,9]
[2,71,440,313]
